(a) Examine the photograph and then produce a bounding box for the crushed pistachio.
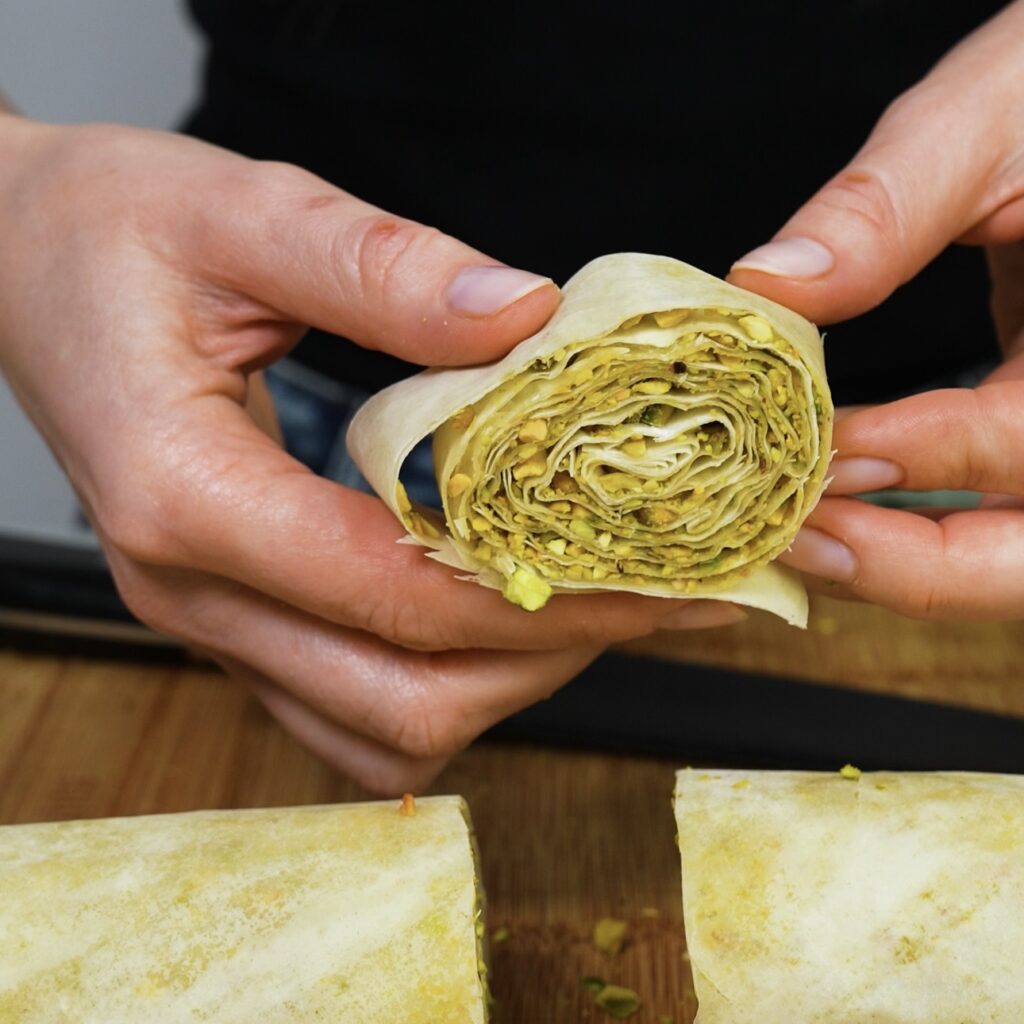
[840,764,862,781]
[552,471,577,494]
[738,314,773,342]
[518,418,549,442]
[570,520,596,541]
[546,538,568,557]
[593,917,629,955]
[395,482,413,515]
[594,984,642,1020]
[653,308,687,328]
[549,500,572,514]
[502,566,552,611]
[490,926,510,945]
[513,454,547,481]
[602,472,643,493]
[639,505,675,527]
[621,438,647,458]
[634,380,672,396]
[447,473,473,498]
[565,542,593,561]
[640,405,672,427]
[581,977,607,993]
[410,513,441,539]
[448,405,475,430]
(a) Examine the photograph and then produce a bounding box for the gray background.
[0,2,202,543]
[2,1,200,127]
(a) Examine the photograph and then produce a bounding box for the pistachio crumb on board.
[593,984,642,1020]
[593,917,629,955]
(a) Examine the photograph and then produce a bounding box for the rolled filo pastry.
[673,768,1024,1023]
[0,798,488,1023]
[348,253,832,627]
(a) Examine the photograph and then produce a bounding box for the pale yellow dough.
[0,799,487,1023]
[674,769,1024,1023]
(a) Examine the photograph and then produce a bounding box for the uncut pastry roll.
[348,253,832,627]
[0,798,489,1023]
[673,769,1024,1024]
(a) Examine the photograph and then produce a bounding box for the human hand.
[0,116,741,792]
[727,1,1024,620]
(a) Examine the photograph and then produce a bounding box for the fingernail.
[732,237,835,279]
[660,601,748,630]
[447,265,553,316]
[828,457,904,494]
[780,527,858,583]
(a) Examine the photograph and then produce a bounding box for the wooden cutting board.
[2,594,1022,1023]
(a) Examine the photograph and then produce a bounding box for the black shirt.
[183,1,1004,404]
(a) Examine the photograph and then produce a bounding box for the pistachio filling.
[433,307,831,611]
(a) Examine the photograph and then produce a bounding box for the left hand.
[727,0,1024,620]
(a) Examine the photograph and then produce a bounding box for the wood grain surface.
[1,594,1022,1023]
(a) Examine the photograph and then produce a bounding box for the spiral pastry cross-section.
[347,254,833,627]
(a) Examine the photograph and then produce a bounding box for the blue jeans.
[264,360,441,507]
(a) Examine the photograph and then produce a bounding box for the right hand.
[0,116,743,793]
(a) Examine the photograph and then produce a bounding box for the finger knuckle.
[345,213,438,305]
[104,557,178,635]
[893,577,950,620]
[97,491,177,567]
[242,159,322,202]
[360,590,453,652]
[819,168,905,256]
[884,531,954,620]
[958,389,1005,491]
[387,684,470,760]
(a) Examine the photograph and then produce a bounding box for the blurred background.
[2,2,199,126]
[0,2,200,554]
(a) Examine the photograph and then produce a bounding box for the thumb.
[727,1,1024,324]
[192,161,559,367]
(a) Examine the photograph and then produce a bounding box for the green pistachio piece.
[594,984,642,1019]
[502,566,552,611]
